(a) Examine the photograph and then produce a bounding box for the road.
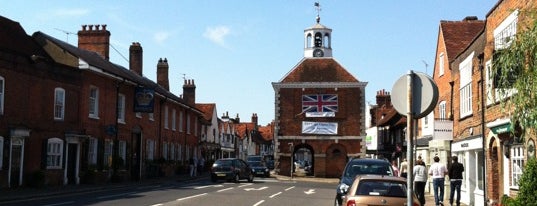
[1,177,338,206]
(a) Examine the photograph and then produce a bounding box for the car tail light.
[413,202,420,206]
[346,200,356,206]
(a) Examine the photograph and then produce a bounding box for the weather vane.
[314,2,321,23]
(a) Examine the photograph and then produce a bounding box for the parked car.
[342,175,420,206]
[210,158,254,183]
[246,155,264,162]
[334,158,394,206]
[248,161,270,177]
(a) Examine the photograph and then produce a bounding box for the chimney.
[182,79,196,105]
[252,113,258,125]
[129,42,143,75]
[376,89,391,107]
[78,24,111,60]
[463,16,478,21]
[157,58,169,90]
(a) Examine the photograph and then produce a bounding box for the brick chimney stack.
[129,42,143,75]
[252,113,258,129]
[78,24,110,60]
[182,79,196,105]
[376,89,391,107]
[157,58,169,90]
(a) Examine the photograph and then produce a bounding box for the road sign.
[391,71,438,119]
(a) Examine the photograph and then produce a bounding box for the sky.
[1,1,498,125]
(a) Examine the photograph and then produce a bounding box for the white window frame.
[47,138,63,169]
[147,139,155,160]
[177,144,182,161]
[172,109,176,131]
[459,53,473,118]
[54,88,65,120]
[0,76,4,115]
[187,114,191,134]
[511,144,524,189]
[88,137,98,165]
[118,93,126,124]
[0,136,3,170]
[494,10,518,50]
[149,113,154,121]
[162,142,168,160]
[164,106,169,129]
[439,53,445,76]
[439,101,446,119]
[179,111,184,132]
[119,140,126,165]
[89,86,99,118]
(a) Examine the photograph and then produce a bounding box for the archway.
[325,143,347,178]
[292,143,314,176]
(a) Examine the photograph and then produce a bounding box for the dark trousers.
[450,180,462,206]
[414,181,426,206]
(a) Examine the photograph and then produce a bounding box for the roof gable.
[279,58,359,83]
[440,20,485,62]
[0,15,48,58]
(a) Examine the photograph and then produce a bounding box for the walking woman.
[413,159,427,206]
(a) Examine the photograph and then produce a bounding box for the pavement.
[0,171,465,206]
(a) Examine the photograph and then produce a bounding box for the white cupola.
[304,3,332,58]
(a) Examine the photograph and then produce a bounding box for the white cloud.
[52,8,90,17]
[154,31,171,44]
[203,25,230,48]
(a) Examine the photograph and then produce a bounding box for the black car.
[334,158,394,206]
[248,161,270,177]
[211,158,254,183]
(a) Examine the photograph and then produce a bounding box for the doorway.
[293,144,314,176]
[9,138,24,188]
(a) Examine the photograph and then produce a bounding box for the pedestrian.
[400,158,408,178]
[449,156,464,206]
[413,159,427,206]
[391,160,400,177]
[429,156,448,206]
[189,157,195,177]
[198,156,205,175]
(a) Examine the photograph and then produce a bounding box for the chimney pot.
[89,25,93,30]
[102,24,107,30]
[96,25,100,30]
[82,25,87,31]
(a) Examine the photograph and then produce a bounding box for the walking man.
[413,159,427,206]
[429,156,448,206]
[449,156,464,206]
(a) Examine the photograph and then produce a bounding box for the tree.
[493,12,537,135]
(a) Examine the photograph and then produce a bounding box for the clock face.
[313,49,324,57]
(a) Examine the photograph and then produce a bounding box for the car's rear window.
[248,161,263,167]
[214,160,233,166]
[355,180,407,197]
[345,162,393,178]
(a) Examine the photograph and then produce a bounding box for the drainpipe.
[113,79,125,181]
[479,54,487,204]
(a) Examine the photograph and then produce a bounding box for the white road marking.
[244,186,268,191]
[195,184,223,189]
[238,183,253,188]
[97,192,137,199]
[253,200,265,206]
[269,192,282,198]
[42,202,75,206]
[285,186,295,191]
[149,204,163,206]
[304,189,316,195]
[176,193,208,201]
[217,187,234,192]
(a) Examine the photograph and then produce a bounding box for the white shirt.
[428,162,448,179]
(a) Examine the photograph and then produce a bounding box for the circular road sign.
[391,71,438,119]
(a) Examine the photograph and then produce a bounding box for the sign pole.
[406,70,415,206]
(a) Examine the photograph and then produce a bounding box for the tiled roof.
[33,31,202,115]
[196,103,215,121]
[0,15,48,58]
[440,19,485,62]
[258,123,274,142]
[280,58,359,83]
[377,107,406,127]
[235,122,255,140]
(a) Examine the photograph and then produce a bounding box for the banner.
[305,112,335,117]
[134,87,154,113]
[302,121,338,135]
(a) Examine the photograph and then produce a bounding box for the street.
[0,177,337,206]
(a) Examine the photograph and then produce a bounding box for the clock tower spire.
[304,2,332,58]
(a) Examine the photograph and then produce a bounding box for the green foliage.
[493,15,537,135]
[514,157,537,205]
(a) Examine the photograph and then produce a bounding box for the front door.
[9,138,24,188]
[67,143,78,184]
[131,133,142,181]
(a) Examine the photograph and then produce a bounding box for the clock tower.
[304,3,332,58]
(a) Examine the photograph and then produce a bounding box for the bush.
[514,157,537,205]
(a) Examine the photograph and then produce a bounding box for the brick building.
[272,13,367,178]
[0,16,207,188]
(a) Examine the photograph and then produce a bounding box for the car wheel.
[248,173,254,182]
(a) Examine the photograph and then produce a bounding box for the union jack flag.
[302,94,338,113]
